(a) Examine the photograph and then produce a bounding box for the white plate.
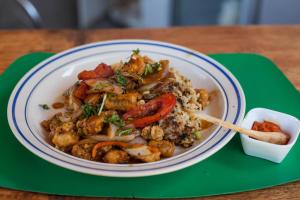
[7,39,245,177]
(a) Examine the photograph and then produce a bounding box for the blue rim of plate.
[10,40,243,174]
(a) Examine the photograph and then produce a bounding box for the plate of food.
[7,39,245,177]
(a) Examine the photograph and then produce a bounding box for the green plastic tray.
[0,53,299,198]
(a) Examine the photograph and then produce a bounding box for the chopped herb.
[117,128,132,136]
[143,62,162,76]
[144,64,153,76]
[193,131,202,140]
[39,104,50,110]
[107,93,116,98]
[153,62,162,69]
[75,81,80,86]
[105,114,125,127]
[132,48,140,55]
[116,70,127,86]
[82,103,96,118]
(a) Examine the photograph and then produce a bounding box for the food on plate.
[251,120,289,144]
[41,49,213,163]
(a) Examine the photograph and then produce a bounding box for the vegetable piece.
[94,63,114,77]
[85,79,123,95]
[193,131,202,140]
[141,60,169,85]
[138,82,158,92]
[39,104,50,110]
[78,63,114,80]
[107,123,118,138]
[82,103,97,118]
[143,63,154,76]
[117,128,132,136]
[105,114,125,127]
[92,141,129,159]
[73,82,88,100]
[97,93,107,115]
[86,133,139,142]
[64,85,82,112]
[143,62,162,76]
[123,93,176,128]
[132,48,140,55]
[115,70,127,86]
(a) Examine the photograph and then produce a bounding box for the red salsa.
[251,121,283,132]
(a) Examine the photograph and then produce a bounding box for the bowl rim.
[240,107,300,147]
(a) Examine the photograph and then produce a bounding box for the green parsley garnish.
[107,93,116,98]
[143,62,162,76]
[144,64,154,76]
[116,70,127,86]
[39,104,50,110]
[193,131,202,140]
[82,103,97,118]
[132,48,140,55]
[117,128,132,136]
[105,114,125,127]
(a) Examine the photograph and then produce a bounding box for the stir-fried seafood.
[41,49,212,164]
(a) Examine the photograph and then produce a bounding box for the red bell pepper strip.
[73,82,88,100]
[123,93,176,128]
[78,63,114,80]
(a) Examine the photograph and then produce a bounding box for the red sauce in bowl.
[251,121,283,132]
[251,121,290,144]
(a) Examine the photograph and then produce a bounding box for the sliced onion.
[77,138,98,145]
[122,72,143,82]
[86,133,139,142]
[63,85,82,112]
[107,123,118,138]
[87,84,123,95]
[138,82,159,92]
[84,78,109,87]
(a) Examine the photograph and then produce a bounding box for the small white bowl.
[240,108,300,163]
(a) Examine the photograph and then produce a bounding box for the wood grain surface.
[0,26,299,200]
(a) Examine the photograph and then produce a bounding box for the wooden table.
[0,26,299,200]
